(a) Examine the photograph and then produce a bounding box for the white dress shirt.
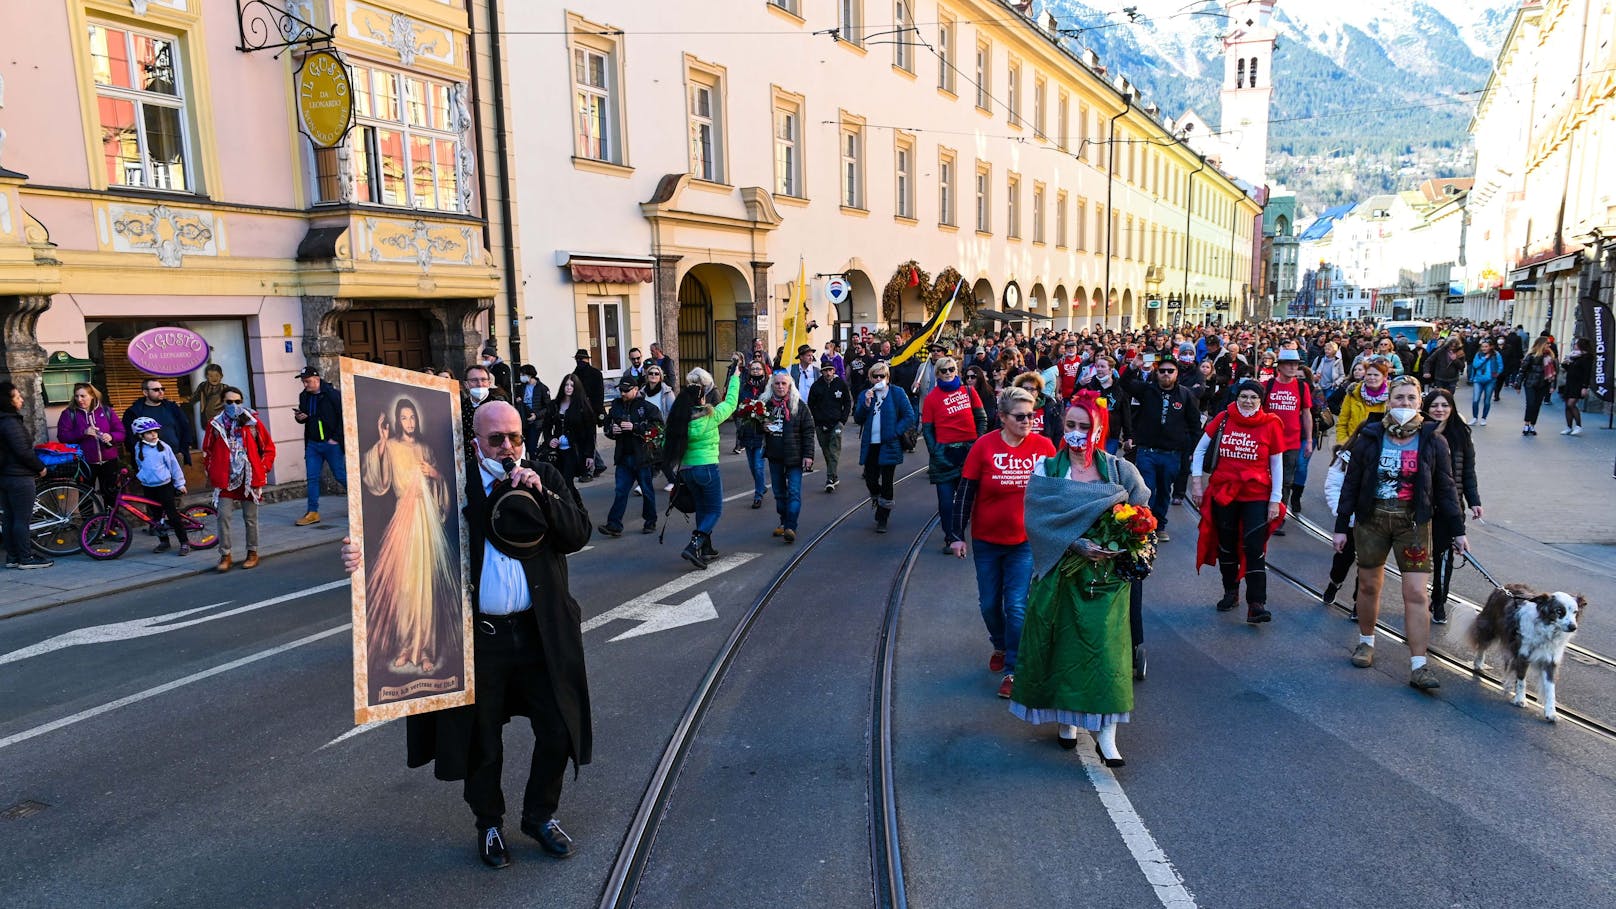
[476,462,533,615]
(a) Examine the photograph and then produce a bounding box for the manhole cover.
[0,800,48,820]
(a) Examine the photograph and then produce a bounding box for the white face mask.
[523,375,536,385]
[1237,400,1260,417]
[468,386,489,403]
[1387,407,1418,425]
[1063,430,1090,450]
[475,438,508,479]
[873,379,889,392]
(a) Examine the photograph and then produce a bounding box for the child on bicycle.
[131,416,191,555]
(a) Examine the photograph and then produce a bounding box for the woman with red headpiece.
[1013,391,1153,766]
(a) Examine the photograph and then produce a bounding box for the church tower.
[1218,0,1276,185]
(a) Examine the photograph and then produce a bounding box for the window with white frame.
[571,38,622,164]
[1055,191,1068,248]
[839,0,863,46]
[350,63,462,210]
[687,69,725,183]
[586,297,628,373]
[937,13,956,92]
[1007,61,1021,126]
[938,150,956,226]
[975,163,990,232]
[1006,173,1021,238]
[895,137,914,219]
[974,40,991,110]
[773,95,803,197]
[769,0,800,14]
[88,23,193,192]
[893,1,914,72]
[1032,74,1046,138]
[1057,92,1069,151]
[1032,183,1045,243]
[841,120,864,209]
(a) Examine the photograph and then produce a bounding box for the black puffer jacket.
[1435,418,1480,509]
[1334,421,1464,534]
[1,411,45,477]
[762,396,816,464]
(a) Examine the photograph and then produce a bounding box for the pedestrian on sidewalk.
[920,357,984,545]
[762,369,815,544]
[56,382,125,504]
[1520,335,1555,435]
[662,356,744,568]
[1333,376,1468,690]
[1421,388,1482,624]
[1012,392,1151,765]
[948,387,1057,700]
[856,361,916,535]
[131,416,191,555]
[1559,337,1593,436]
[808,359,852,493]
[293,367,345,526]
[1189,380,1285,625]
[1469,339,1503,425]
[204,387,275,571]
[343,400,592,869]
[2,382,52,570]
[1124,357,1200,544]
[598,376,663,537]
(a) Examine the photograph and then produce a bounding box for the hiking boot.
[701,535,719,560]
[295,511,320,526]
[242,551,260,570]
[217,554,233,573]
[1215,590,1238,612]
[1246,603,1272,624]
[1351,643,1374,668]
[782,529,796,544]
[772,526,784,537]
[680,533,709,569]
[1409,666,1441,690]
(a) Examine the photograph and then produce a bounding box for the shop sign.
[1002,281,1021,310]
[296,49,354,149]
[128,327,211,377]
[1146,298,1163,309]
[824,276,851,305]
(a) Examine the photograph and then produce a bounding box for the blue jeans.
[972,540,1033,672]
[768,460,803,531]
[680,464,723,534]
[743,441,768,499]
[1472,381,1496,419]
[1135,448,1180,530]
[304,441,346,512]
[935,479,959,542]
[607,453,657,530]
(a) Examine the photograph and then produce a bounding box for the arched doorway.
[1120,289,1134,330]
[844,269,879,342]
[1052,286,1069,330]
[678,263,751,378]
[971,278,994,331]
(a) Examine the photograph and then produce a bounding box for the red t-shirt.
[1205,409,1285,502]
[922,386,983,443]
[962,431,1057,545]
[1058,356,1083,400]
[1263,377,1309,450]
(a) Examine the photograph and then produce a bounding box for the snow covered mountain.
[1037,0,1515,210]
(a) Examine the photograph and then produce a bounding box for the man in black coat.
[341,400,592,869]
[598,376,664,536]
[807,360,852,492]
[293,367,344,526]
[480,341,514,397]
[571,349,606,424]
[123,375,194,465]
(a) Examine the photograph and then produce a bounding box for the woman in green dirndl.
[1013,391,1155,767]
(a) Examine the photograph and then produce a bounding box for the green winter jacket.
[678,374,741,468]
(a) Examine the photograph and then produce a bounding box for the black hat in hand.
[486,481,548,560]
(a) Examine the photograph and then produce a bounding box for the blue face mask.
[223,403,242,420]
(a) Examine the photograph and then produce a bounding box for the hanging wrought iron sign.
[236,1,337,55]
[295,48,354,148]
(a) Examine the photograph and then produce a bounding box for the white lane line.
[0,624,350,752]
[723,489,758,502]
[1078,744,1199,909]
[320,717,395,750]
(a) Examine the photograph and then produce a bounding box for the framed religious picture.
[340,358,474,724]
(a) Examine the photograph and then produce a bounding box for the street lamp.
[1102,93,1132,331]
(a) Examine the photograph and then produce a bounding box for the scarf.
[1384,412,1424,440]
[210,411,262,501]
[1358,381,1388,405]
[937,375,962,392]
[1023,451,1126,579]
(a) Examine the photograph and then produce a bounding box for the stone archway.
[1120,289,1134,330]
[971,277,994,330]
[1090,288,1104,330]
[844,268,879,339]
[1052,285,1069,330]
[676,262,752,380]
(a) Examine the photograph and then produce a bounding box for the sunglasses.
[483,432,523,447]
[146,385,164,392]
[1390,376,1421,388]
[1004,411,1035,422]
[937,367,957,374]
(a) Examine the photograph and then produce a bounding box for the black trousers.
[144,481,188,544]
[1212,499,1271,605]
[88,460,121,506]
[2,474,33,563]
[863,460,896,516]
[1430,522,1458,607]
[1524,386,1547,425]
[463,611,571,831]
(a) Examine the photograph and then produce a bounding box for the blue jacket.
[1470,351,1502,385]
[133,439,186,489]
[853,386,916,467]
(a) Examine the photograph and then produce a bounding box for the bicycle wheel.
[32,482,102,556]
[180,504,220,550]
[80,513,132,560]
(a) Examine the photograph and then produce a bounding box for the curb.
[0,527,348,622]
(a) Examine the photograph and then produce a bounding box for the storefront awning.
[554,251,655,284]
[1542,253,1582,275]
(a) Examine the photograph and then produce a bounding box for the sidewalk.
[2,498,349,620]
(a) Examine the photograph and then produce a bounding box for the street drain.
[1,800,49,820]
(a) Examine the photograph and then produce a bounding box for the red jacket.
[203,411,276,497]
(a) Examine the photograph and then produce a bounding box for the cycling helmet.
[130,417,162,435]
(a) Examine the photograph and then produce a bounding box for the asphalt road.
[4,443,1615,909]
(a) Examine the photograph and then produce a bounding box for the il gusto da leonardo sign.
[128,327,211,377]
[296,49,354,149]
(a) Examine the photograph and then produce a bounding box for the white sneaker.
[1477,418,1487,426]
[1561,427,1574,435]
[1570,425,1583,436]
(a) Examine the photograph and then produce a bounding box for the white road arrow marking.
[580,552,758,638]
[608,591,719,642]
[0,579,350,667]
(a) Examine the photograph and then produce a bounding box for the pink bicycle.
[79,469,219,560]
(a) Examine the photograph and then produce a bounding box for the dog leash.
[1463,552,1502,590]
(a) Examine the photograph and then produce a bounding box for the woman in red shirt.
[948,387,1058,699]
[921,357,986,549]
[1189,380,1285,624]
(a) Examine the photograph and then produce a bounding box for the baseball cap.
[296,366,320,379]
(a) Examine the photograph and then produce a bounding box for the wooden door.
[339,309,431,370]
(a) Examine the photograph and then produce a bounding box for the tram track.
[1183,502,1616,741]
[597,469,932,909]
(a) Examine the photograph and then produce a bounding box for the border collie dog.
[1467,584,1586,722]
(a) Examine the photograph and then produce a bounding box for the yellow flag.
[781,258,808,361]
[889,279,962,367]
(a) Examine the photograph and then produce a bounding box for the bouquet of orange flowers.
[1061,502,1159,583]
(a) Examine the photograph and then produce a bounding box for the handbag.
[1201,412,1228,475]
[667,476,696,515]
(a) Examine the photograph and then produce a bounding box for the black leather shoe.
[1215,590,1238,612]
[479,826,512,869]
[521,817,575,858]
